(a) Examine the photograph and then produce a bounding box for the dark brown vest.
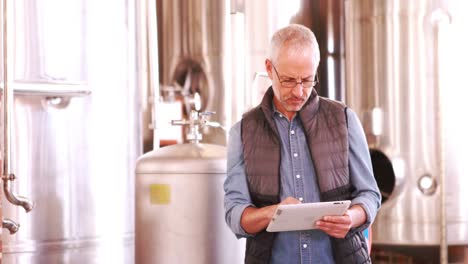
[241,87,370,264]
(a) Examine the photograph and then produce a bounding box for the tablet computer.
[266,200,351,232]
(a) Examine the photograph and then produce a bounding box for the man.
[224,24,381,264]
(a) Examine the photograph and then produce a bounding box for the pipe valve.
[171,110,223,143]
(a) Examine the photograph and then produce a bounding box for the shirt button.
[303,244,308,249]
[290,130,295,135]
[299,197,303,202]
[296,174,301,179]
[293,153,298,157]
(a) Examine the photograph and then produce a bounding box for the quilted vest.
[241,87,370,264]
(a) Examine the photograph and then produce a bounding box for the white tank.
[135,111,244,264]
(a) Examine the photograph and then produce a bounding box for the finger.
[316,220,345,227]
[315,221,350,235]
[317,224,349,233]
[322,215,351,224]
[281,197,301,205]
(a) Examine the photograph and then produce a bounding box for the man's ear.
[265,59,273,79]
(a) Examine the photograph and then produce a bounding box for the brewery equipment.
[135,110,243,264]
[0,0,156,262]
[345,0,468,252]
[154,0,230,147]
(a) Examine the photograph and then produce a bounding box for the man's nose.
[291,82,304,97]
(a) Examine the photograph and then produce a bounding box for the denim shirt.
[224,107,381,264]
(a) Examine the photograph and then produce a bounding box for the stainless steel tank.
[345,0,468,247]
[154,0,230,147]
[135,111,244,264]
[0,0,155,263]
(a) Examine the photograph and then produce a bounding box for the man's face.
[266,47,318,119]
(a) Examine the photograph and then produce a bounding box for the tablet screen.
[266,200,351,232]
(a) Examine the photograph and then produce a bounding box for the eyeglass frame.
[269,61,319,89]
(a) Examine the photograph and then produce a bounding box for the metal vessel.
[345,0,468,247]
[0,0,156,262]
[135,110,244,264]
[154,0,345,141]
[154,0,231,147]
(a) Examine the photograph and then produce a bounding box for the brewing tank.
[154,0,230,147]
[1,0,142,262]
[345,0,468,246]
[135,111,243,264]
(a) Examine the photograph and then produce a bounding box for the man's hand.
[240,196,300,234]
[315,204,367,238]
[279,196,301,206]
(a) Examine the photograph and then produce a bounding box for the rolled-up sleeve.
[347,109,382,226]
[224,121,255,237]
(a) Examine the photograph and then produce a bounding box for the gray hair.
[267,24,320,64]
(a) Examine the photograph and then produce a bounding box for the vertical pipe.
[1,0,34,214]
[436,34,448,264]
[137,0,160,151]
[431,8,451,264]
[136,0,150,151]
[2,0,10,178]
[436,28,447,264]
[147,0,160,150]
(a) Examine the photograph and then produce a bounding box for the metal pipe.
[2,0,34,213]
[146,0,160,150]
[431,8,451,264]
[1,82,91,97]
[2,218,19,234]
[137,0,160,151]
[3,174,34,212]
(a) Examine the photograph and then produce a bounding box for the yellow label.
[150,184,171,204]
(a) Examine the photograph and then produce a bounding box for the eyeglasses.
[270,62,319,89]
